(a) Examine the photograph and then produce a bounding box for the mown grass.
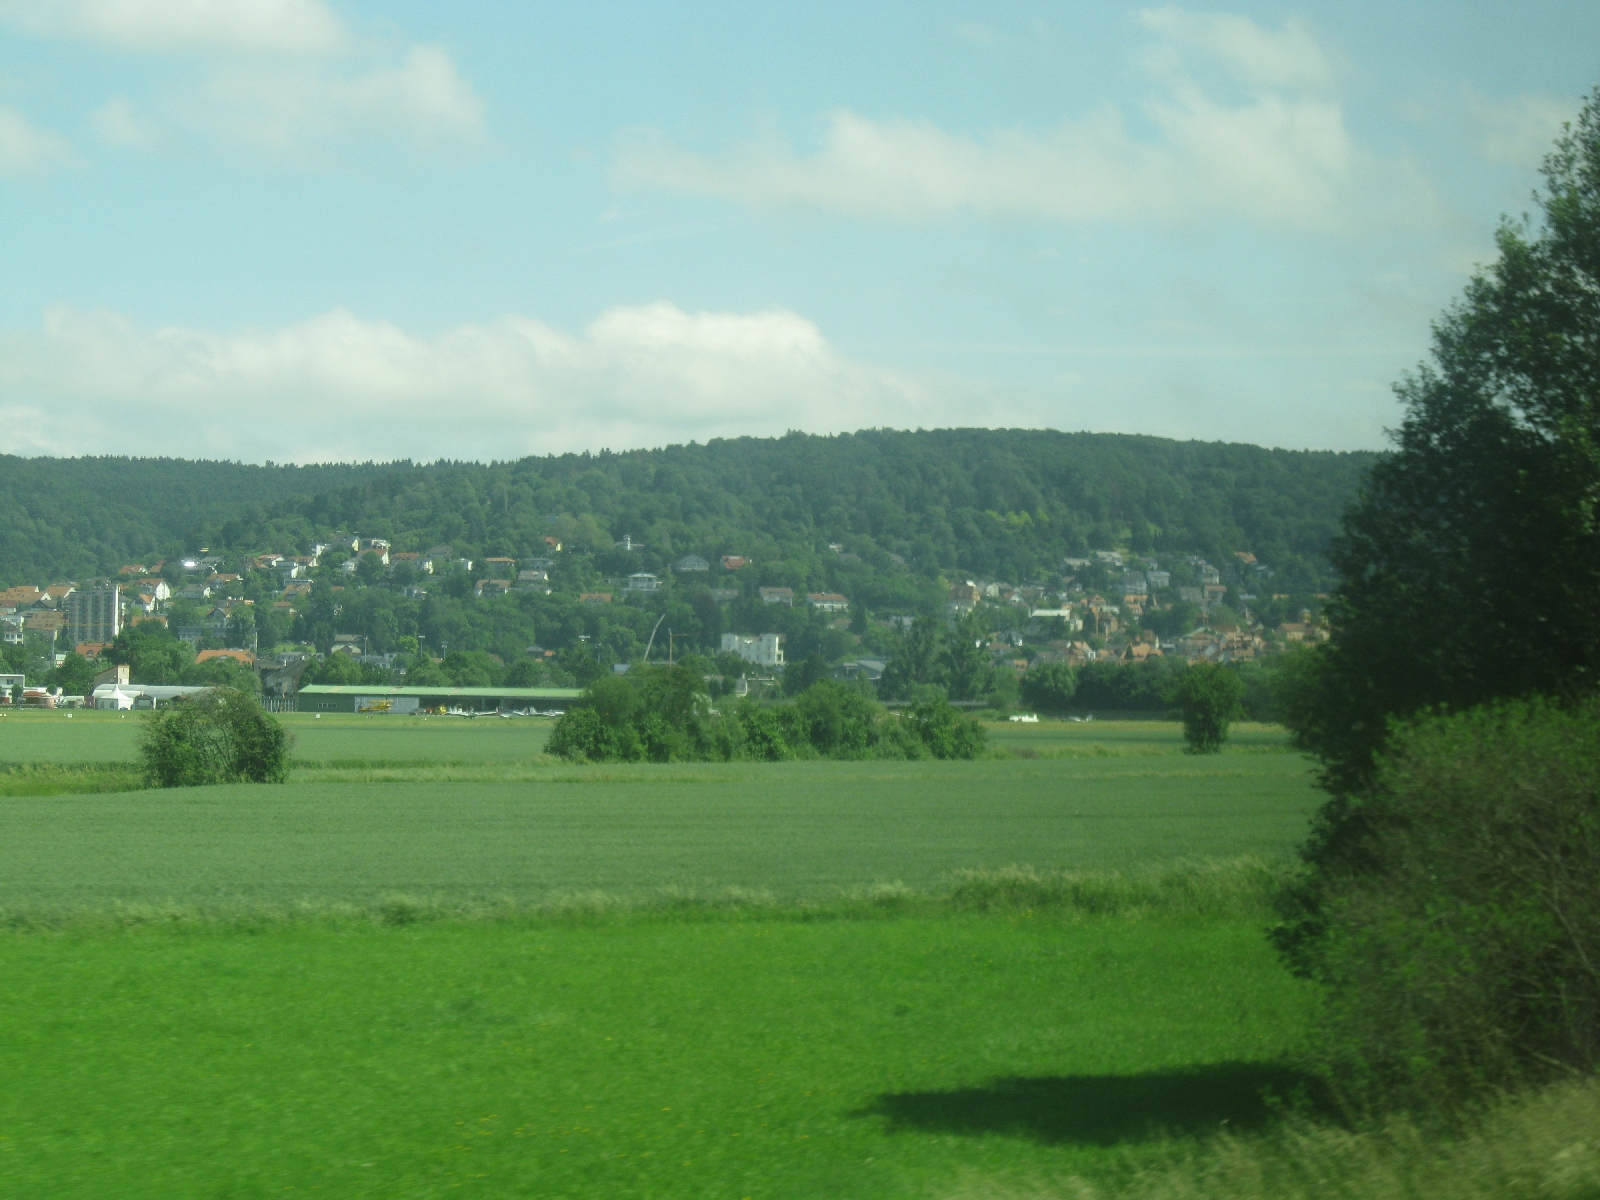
[0,905,1315,1200]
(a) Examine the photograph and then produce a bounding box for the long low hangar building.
[296,685,583,714]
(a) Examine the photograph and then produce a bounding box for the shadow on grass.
[861,1062,1325,1146]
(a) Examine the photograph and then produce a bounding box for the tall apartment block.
[66,584,121,647]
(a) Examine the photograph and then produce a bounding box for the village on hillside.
[1,532,1328,712]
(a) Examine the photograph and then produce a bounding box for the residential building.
[475,579,512,597]
[948,582,981,612]
[806,593,849,612]
[722,632,785,667]
[673,555,710,572]
[709,588,739,603]
[624,573,661,593]
[515,570,551,592]
[65,585,119,646]
[0,586,44,608]
[485,557,516,574]
[836,658,885,683]
[580,593,613,604]
[1146,570,1171,589]
[759,586,794,605]
[1203,584,1229,604]
[1178,586,1204,603]
[721,555,749,570]
[196,649,256,667]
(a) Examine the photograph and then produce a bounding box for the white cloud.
[0,304,929,461]
[1137,5,1331,90]
[616,96,1356,229]
[92,46,487,160]
[1473,93,1575,168]
[0,105,81,173]
[613,7,1385,231]
[0,0,344,55]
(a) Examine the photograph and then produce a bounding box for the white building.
[721,632,785,667]
[624,573,661,592]
[92,683,212,710]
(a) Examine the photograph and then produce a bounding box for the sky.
[0,1,1594,464]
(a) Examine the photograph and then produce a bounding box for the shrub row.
[546,665,987,763]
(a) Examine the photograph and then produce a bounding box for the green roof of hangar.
[296,685,583,698]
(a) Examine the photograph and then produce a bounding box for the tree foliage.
[546,666,986,763]
[2,431,1372,592]
[137,688,293,787]
[1279,698,1600,1108]
[1285,92,1600,794]
[1168,663,1245,754]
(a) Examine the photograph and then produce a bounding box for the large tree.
[1285,90,1600,794]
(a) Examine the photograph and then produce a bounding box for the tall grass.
[0,762,145,796]
[945,860,1293,918]
[0,858,1292,932]
[955,1076,1600,1200]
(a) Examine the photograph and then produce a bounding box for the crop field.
[0,713,1324,1199]
[0,709,558,766]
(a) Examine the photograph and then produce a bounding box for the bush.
[1277,696,1600,1109]
[138,688,293,787]
[906,700,988,760]
[1169,663,1245,753]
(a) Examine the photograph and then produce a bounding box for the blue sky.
[1,0,1594,462]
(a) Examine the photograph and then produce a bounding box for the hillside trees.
[1,431,1372,592]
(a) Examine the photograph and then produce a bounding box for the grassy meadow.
[0,709,1348,1198]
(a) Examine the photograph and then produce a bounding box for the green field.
[0,710,1297,767]
[0,709,558,766]
[0,714,1324,1198]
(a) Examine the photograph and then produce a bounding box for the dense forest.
[3,430,1376,591]
[0,457,391,587]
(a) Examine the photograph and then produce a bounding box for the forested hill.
[3,430,1379,589]
[0,458,392,586]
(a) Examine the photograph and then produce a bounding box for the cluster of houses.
[945,548,1326,669]
[3,528,1330,710]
